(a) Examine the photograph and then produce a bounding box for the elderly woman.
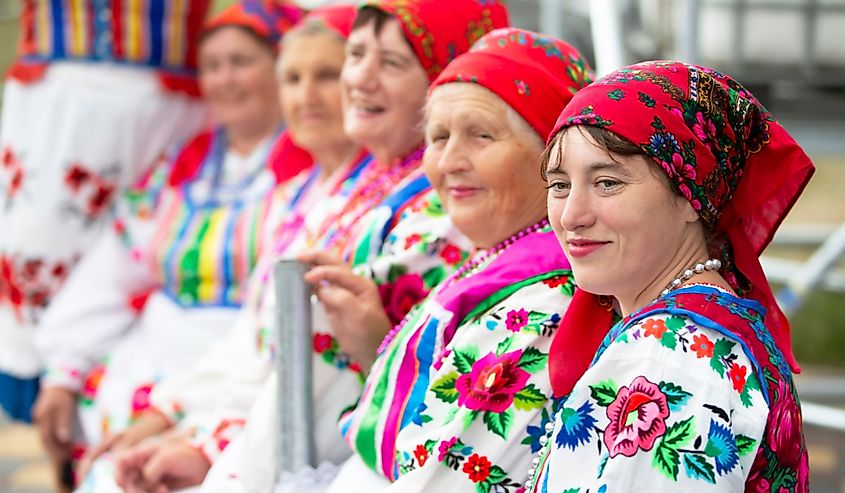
[80,2,507,492]
[529,61,812,492]
[30,0,305,483]
[307,28,593,493]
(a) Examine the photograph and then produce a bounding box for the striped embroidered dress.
[35,129,282,444]
[16,0,209,74]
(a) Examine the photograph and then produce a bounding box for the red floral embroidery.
[691,333,714,358]
[440,244,464,265]
[728,363,747,392]
[542,275,569,288]
[461,453,491,483]
[404,233,423,249]
[642,318,667,339]
[313,333,334,353]
[413,444,429,466]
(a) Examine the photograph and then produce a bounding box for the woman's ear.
[674,194,700,224]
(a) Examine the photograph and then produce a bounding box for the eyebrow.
[545,160,635,178]
[380,48,413,64]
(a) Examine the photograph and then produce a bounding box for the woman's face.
[424,84,547,248]
[278,31,348,154]
[545,128,699,301]
[198,26,280,132]
[341,18,429,159]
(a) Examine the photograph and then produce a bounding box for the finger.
[55,403,72,445]
[141,446,169,487]
[115,443,159,487]
[305,265,372,295]
[296,250,344,267]
[78,433,121,479]
[313,284,359,313]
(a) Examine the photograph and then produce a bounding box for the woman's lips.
[447,186,481,199]
[566,239,610,258]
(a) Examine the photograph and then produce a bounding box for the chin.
[567,268,618,297]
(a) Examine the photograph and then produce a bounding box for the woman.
[94,2,506,492]
[0,0,209,425]
[530,61,812,492]
[309,28,593,492]
[31,0,303,481]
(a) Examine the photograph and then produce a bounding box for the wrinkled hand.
[77,411,171,481]
[115,436,210,493]
[298,250,392,371]
[32,387,76,462]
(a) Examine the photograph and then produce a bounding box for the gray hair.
[276,21,346,77]
[425,82,545,152]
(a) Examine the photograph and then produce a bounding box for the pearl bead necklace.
[659,258,722,298]
[375,218,550,355]
[524,417,556,490]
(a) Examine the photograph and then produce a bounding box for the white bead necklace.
[659,258,722,298]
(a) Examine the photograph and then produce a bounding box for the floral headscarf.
[358,0,510,82]
[204,0,304,46]
[549,61,814,372]
[431,27,592,141]
[297,3,357,39]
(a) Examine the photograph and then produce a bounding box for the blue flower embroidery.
[705,419,739,475]
[555,401,597,451]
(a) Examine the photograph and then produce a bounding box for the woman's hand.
[32,387,76,463]
[76,410,171,481]
[298,250,392,372]
[115,433,210,493]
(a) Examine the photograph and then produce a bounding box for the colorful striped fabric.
[148,181,272,307]
[17,0,210,72]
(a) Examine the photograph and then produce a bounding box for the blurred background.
[1,0,843,491]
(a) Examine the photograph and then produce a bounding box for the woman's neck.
[369,138,423,167]
[619,237,731,317]
[227,115,282,156]
[311,142,362,180]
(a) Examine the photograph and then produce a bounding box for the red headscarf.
[204,0,304,46]
[431,28,592,140]
[298,3,357,38]
[548,62,814,396]
[358,0,510,81]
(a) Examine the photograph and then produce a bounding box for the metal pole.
[776,223,845,316]
[539,0,564,40]
[275,260,316,482]
[675,0,700,64]
[589,0,627,76]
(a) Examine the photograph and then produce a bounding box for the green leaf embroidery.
[517,347,547,373]
[430,372,459,403]
[662,416,695,448]
[463,409,479,430]
[386,263,409,283]
[528,311,549,322]
[660,331,677,349]
[683,453,716,483]
[597,453,609,478]
[563,489,581,493]
[589,380,619,407]
[736,434,758,456]
[421,266,446,289]
[496,337,513,357]
[710,355,727,377]
[421,414,433,424]
[513,384,547,411]
[713,338,735,358]
[453,346,479,374]
[659,381,693,411]
[664,316,686,331]
[652,440,681,480]
[485,464,508,484]
[483,409,513,440]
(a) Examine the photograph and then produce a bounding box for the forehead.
[281,32,344,68]
[200,26,265,55]
[428,83,508,121]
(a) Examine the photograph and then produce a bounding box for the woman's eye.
[597,179,622,190]
[545,181,570,194]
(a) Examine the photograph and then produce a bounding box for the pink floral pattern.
[603,375,670,457]
[455,350,530,413]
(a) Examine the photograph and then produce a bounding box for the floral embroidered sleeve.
[386,277,574,493]
[535,314,769,492]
